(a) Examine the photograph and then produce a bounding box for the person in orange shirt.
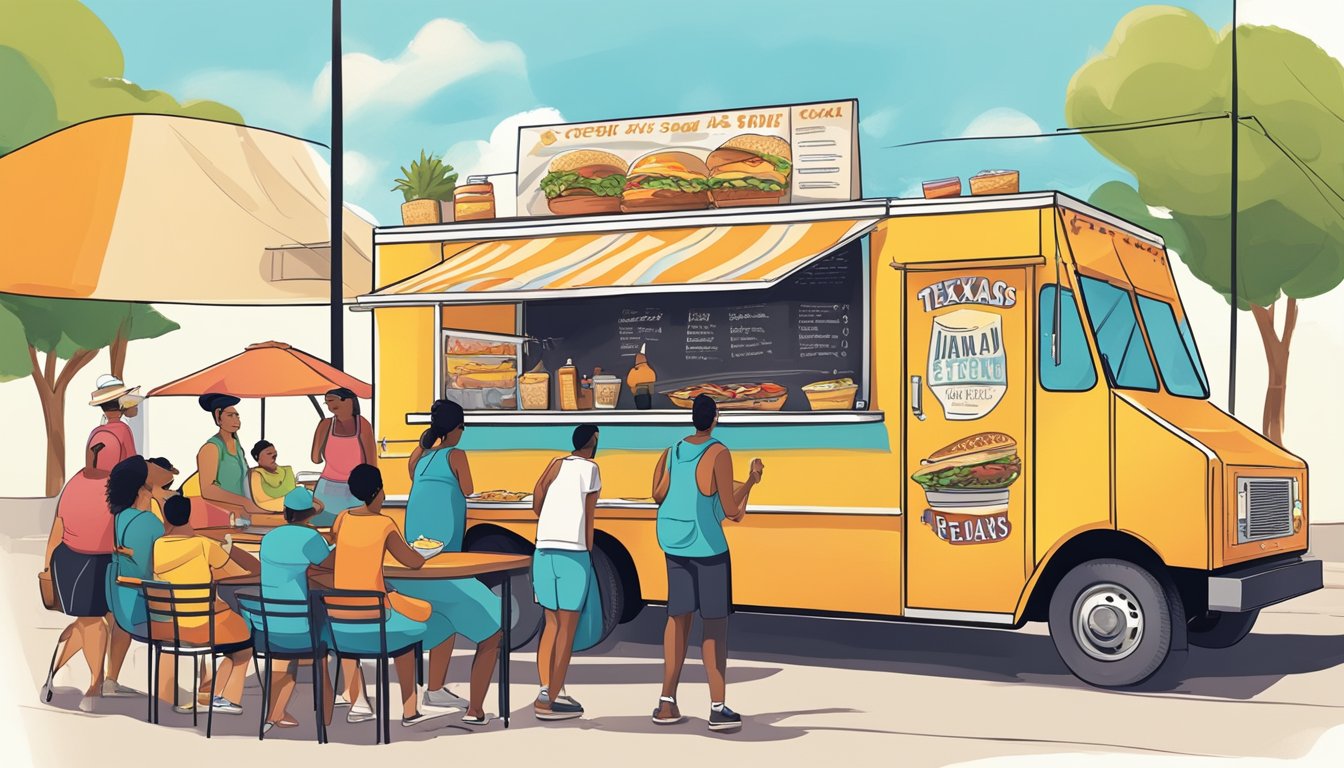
[152,494,259,714]
[329,464,432,727]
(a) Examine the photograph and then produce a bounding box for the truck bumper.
[1207,557,1323,613]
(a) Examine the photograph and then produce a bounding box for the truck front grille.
[1238,478,1295,543]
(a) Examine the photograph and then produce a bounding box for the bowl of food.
[411,535,444,559]
[802,378,858,410]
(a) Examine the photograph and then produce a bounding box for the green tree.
[1066,7,1344,445]
[0,297,179,495]
[0,0,243,155]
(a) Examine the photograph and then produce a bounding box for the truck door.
[904,266,1032,618]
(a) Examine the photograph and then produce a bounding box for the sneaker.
[535,697,583,721]
[540,688,581,708]
[347,702,375,724]
[708,705,742,732]
[401,711,432,727]
[78,696,97,713]
[651,697,683,725]
[210,696,243,715]
[102,680,141,697]
[423,687,470,709]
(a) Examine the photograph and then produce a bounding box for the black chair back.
[311,589,389,659]
[140,580,217,649]
[236,590,318,656]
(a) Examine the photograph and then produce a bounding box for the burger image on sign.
[620,151,712,213]
[706,134,792,207]
[539,150,629,216]
[913,432,1021,512]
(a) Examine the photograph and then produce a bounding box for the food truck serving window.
[1077,276,1159,392]
[519,242,866,412]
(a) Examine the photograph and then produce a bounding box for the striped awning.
[359,218,876,305]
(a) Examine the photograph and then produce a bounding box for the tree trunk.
[109,313,129,380]
[1249,298,1298,447]
[28,346,99,496]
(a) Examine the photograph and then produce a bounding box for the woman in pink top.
[310,387,375,527]
[41,375,143,711]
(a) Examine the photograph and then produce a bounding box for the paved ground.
[3,518,1344,767]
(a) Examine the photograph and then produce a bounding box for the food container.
[557,359,579,411]
[969,170,1019,196]
[921,177,962,199]
[454,176,496,221]
[411,536,445,559]
[593,374,622,409]
[520,371,550,410]
[443,330,522,410]
[578,372,595,410]
[665,383,788,411]
[802,378,859,410]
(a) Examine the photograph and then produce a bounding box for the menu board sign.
[515,100,861,218]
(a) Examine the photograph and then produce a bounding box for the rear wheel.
[1048,558,1186,688]
[467,531,543,651]
[587,546,625,649]
[1187,609,1259,649]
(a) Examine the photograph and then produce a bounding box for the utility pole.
[1228,0,1239,413]
[329,0,345,370]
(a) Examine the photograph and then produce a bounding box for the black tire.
[586,546,625,649]
[467,531,543,651]
[1187,609,1259,649]
[1048,558,1186,688]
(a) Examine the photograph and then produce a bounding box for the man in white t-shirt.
[529,424,601,720]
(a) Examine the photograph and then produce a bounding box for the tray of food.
[469,490,533,503]
[664,382,788,410]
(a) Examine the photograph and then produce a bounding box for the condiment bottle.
[454,175,496,221]
[577,366,601,410]
[557,359,579,411]
[626,342,657,410]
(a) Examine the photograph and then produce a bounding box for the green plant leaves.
[392,149,458,202]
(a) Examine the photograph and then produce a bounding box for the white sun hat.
[89,374,142,407]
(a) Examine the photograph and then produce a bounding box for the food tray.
[666,392,788,411]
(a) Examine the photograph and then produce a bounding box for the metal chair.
[139,580,246,738]
[237,591,330,743]
[311,589,423,745]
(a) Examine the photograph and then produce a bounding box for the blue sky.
[86,0,1232,225]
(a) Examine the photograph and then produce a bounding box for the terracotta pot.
[401,198,442,225]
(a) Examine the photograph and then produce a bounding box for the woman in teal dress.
[389,399,502,717]
[195,393,272,526]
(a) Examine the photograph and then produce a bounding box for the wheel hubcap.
[1073,583,1144,661]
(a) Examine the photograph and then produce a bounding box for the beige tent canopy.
[0,114,372,304]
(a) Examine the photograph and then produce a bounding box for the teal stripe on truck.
[456,422,891,452]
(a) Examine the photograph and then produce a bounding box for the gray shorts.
[665,552,733,620]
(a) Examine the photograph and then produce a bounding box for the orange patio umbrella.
[148,341,371,437]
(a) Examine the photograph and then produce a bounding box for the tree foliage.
[1066,7,1344,307]
[0,0,244,155]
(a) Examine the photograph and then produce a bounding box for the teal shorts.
[388,577,501,646]
[532,549,594,613]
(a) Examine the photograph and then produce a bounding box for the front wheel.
[1187,609,1259,649]
[1048,558,1186,688]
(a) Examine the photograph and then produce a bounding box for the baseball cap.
[284,487,316,511]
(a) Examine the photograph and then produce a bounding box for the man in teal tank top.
[650,395,763,732]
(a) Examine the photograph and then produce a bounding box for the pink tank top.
[57,422,135,554]
[321,418,364,483]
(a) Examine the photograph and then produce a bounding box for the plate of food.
[410,535,444,559]
[470,490,533,503]
[665,382,788,410]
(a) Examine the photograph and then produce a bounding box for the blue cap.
[284,487,316,510]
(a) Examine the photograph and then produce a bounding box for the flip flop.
[269,716,300,728]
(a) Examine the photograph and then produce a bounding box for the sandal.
[269,715,300,728]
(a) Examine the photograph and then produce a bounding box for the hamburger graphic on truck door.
[539,150,629,216]
[706,134,793,207]
[913,432,1021,545]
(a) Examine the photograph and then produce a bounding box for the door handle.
[911,376,926,421]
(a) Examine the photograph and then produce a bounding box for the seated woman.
[249,440,301,514]
[152,494,259,715]
[250,487,335,731]
[104,456,176,707]
[329,464,431,727]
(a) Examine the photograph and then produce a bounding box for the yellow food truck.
[357,103,1320,688]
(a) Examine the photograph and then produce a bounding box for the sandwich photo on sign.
[706,134,793,207]
[540,149,629,216]
[912,431,1021,513]
[619,151,712,212]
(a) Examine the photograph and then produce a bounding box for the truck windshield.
[1136,295,1210,398]
[1077,276,1158,391]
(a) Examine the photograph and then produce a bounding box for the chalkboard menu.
[523,242,865,411]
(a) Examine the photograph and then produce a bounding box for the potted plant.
[393,150,458,225]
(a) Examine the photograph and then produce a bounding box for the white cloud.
[859,106,900,139]
[444,107,565,179]
[344,150,377,189]
[314,19,526,117]
[1147,204,1174,219]
[959,107,1046,142]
